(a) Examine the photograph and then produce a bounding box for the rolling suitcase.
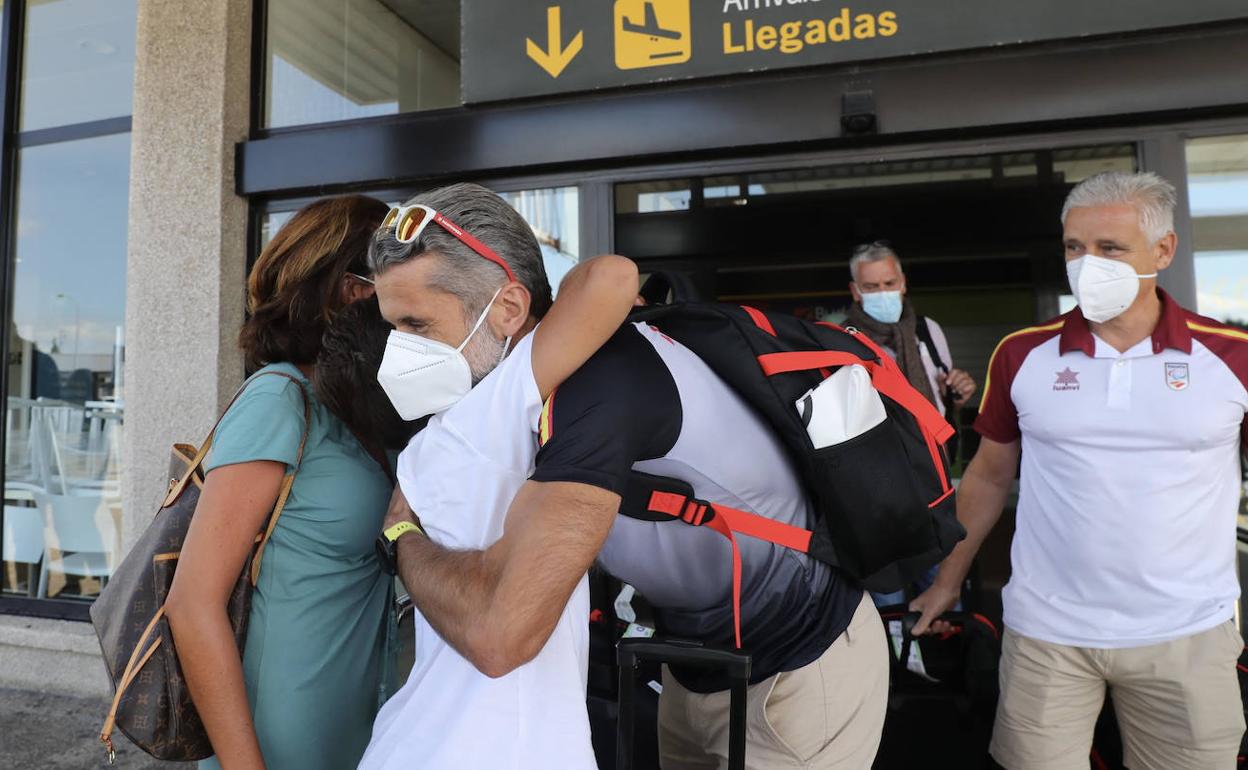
[587,570,663,770]
[616,639,752,770]
[873,608,1002,769]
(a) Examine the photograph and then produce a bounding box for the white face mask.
[1066,254,1157,324]
[860,290,904,324]
[377,286,511,420]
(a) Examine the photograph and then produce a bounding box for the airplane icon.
[622,1,682,41]
[614,0,692,70]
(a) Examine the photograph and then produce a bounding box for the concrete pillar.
[0,0,252,698]
[121,0,252,551]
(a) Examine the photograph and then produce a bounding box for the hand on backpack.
[908,580,961,636]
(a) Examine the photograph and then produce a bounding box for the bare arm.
[165,462,285,770]
[388,480,618,678]
[910,436,1019,635]
[531,255,639,401]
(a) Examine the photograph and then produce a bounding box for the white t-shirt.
[975,293,1248,648]
[358,331,596,770]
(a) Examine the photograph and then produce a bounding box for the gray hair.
[849,242,903,283]
[368,182,553,320]
[1060,171,1177,243]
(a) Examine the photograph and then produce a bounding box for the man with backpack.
[372,187,908,767]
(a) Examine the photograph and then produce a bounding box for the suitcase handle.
[894,611,969,675]
[617,638,752,677]
[617,639,751,770]
[900,610,967,638]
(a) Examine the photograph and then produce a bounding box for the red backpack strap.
[740,305,777,337]
[645,490,815,649]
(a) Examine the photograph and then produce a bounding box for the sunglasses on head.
[853,240,892,255]
[383,204,517,282]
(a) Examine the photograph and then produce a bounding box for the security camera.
[841,90,877,136]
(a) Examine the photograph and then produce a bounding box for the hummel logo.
[1053,367,1080,392]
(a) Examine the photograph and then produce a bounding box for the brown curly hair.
[240,195,389,370]
[314,296,425,450]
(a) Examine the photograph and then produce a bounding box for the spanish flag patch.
[539,391,555,447]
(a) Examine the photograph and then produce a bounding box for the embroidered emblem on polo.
[1165,362,1189,391]
[1053,367,1080,392]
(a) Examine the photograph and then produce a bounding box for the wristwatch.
[375,520,424,575]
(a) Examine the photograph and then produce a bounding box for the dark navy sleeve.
[531,325,681,495]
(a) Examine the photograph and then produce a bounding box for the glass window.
[1051,144,1137,184]
[616,145,1137,216]
[1186,135,1248,326]
[259,210,296,253]
[740,155,1000,196]
[499,187,580,292]
[20,0,137,131]
[615,179,692,214]
[265,0,462,129]
[4,133,130,601]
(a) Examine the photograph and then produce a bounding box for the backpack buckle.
[645,490,715,527]
[678,499,714,526]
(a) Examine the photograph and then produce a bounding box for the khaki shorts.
[657,592,889,770]
[991,621,1246,770]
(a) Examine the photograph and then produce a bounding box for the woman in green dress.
[165,196,402,770]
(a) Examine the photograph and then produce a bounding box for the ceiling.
[380,0,461,60]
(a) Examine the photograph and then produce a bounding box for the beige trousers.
[991,621,1246,770]
[658,593,889,770]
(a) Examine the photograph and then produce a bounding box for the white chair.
[20,409,63,494]
[4,481,44,506]
[3,506,43,597]
[48,427,114,495]
[33,493,118,599]
[31,402,87,495]
[6,398,43,487]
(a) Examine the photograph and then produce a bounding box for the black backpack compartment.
[629,303,964,592]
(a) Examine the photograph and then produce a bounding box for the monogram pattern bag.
[89,372,311,762]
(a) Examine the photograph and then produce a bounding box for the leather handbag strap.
[162,371,302,508]
[100,606,167,758]
[157,370,312,583]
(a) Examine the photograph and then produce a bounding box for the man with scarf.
[846,242,976,417]
[846,241,976,608]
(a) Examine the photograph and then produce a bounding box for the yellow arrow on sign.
[526,6,583,79]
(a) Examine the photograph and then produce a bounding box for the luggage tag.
[616,585,656,639]
[622,623,656,639]
[887,619,935,680]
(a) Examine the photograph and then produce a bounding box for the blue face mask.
[860,290,904,324]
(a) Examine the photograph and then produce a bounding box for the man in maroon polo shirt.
[911,171,1248,769]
